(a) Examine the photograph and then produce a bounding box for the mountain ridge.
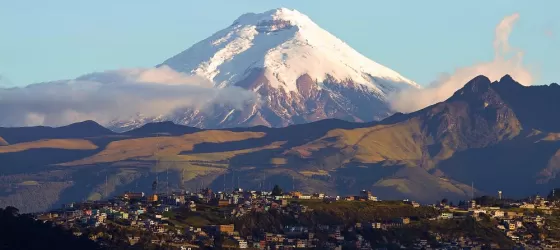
[0,120,115,144]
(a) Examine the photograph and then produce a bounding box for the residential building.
[360,190,378,201]
[237,239,248,249]
[213,199,230,207]
[505,211,523,219]
[394,217,410,225]
[313,193,325,199]
[520,203,535,209]
[217,224,235,234]
[123,192,145,200]
[296,239,307,248]
[188,201,197,212]
[297,195,311,200]
[409,201,420,208]
[505,221,517,231]
[148,194,158,202]
[364,222,382,229]
[439,212,454,220]
[492,210,505,218]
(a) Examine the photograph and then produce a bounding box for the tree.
[271,185,283,196]
[441,198,448,205]
[0,206,101,250]
[152,180,158,193]
[3,206,19,217]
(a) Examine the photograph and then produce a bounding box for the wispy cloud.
[0,66,258,127]
[543,20,556,39]
[390,13,535,113]
[544,29,555,39]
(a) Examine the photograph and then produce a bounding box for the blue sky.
[0,0,558,86]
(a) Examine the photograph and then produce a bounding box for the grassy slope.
[288,119,425,166]
[0,109,558,210]
[9,118,551,203]
[439,131,560,197]
[421,217,514,248]
[60,130,265,166]
[277,118,471,200]
[0,139,97,153]
[1,120,557,206]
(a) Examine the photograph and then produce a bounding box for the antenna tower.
[471,181,474,200]
[105,175,108,198]
[166,163,169,196]
[155,137,160,195]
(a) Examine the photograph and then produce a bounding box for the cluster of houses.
[33,187,560,249]
[34,188,385,249]
[433,196,560,249]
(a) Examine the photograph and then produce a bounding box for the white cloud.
[0,66,258,127]
[494,13,519,56]
[390,13,535,113]
[79,65,213,87]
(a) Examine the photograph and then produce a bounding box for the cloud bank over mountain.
[390,13,535,113]
[0,66,257,127]
[0,12,538,127]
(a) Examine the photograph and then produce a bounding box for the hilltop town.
[9,186,558,250]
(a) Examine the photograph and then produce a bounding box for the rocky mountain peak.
[451,75,492,97]
[111,8,419,131]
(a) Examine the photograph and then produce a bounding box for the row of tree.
[0,206,102,250]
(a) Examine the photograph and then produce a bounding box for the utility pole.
[113,176,116,197]
[155,143,159,195]
[105,175,108,199]
[180,168,185,193]
[471,181,474,200]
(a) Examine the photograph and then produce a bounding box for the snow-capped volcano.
[112,8,419,131]
[162,8,418,92]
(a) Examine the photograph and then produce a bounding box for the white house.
[439,212,454,220]
[492,210,505,218]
